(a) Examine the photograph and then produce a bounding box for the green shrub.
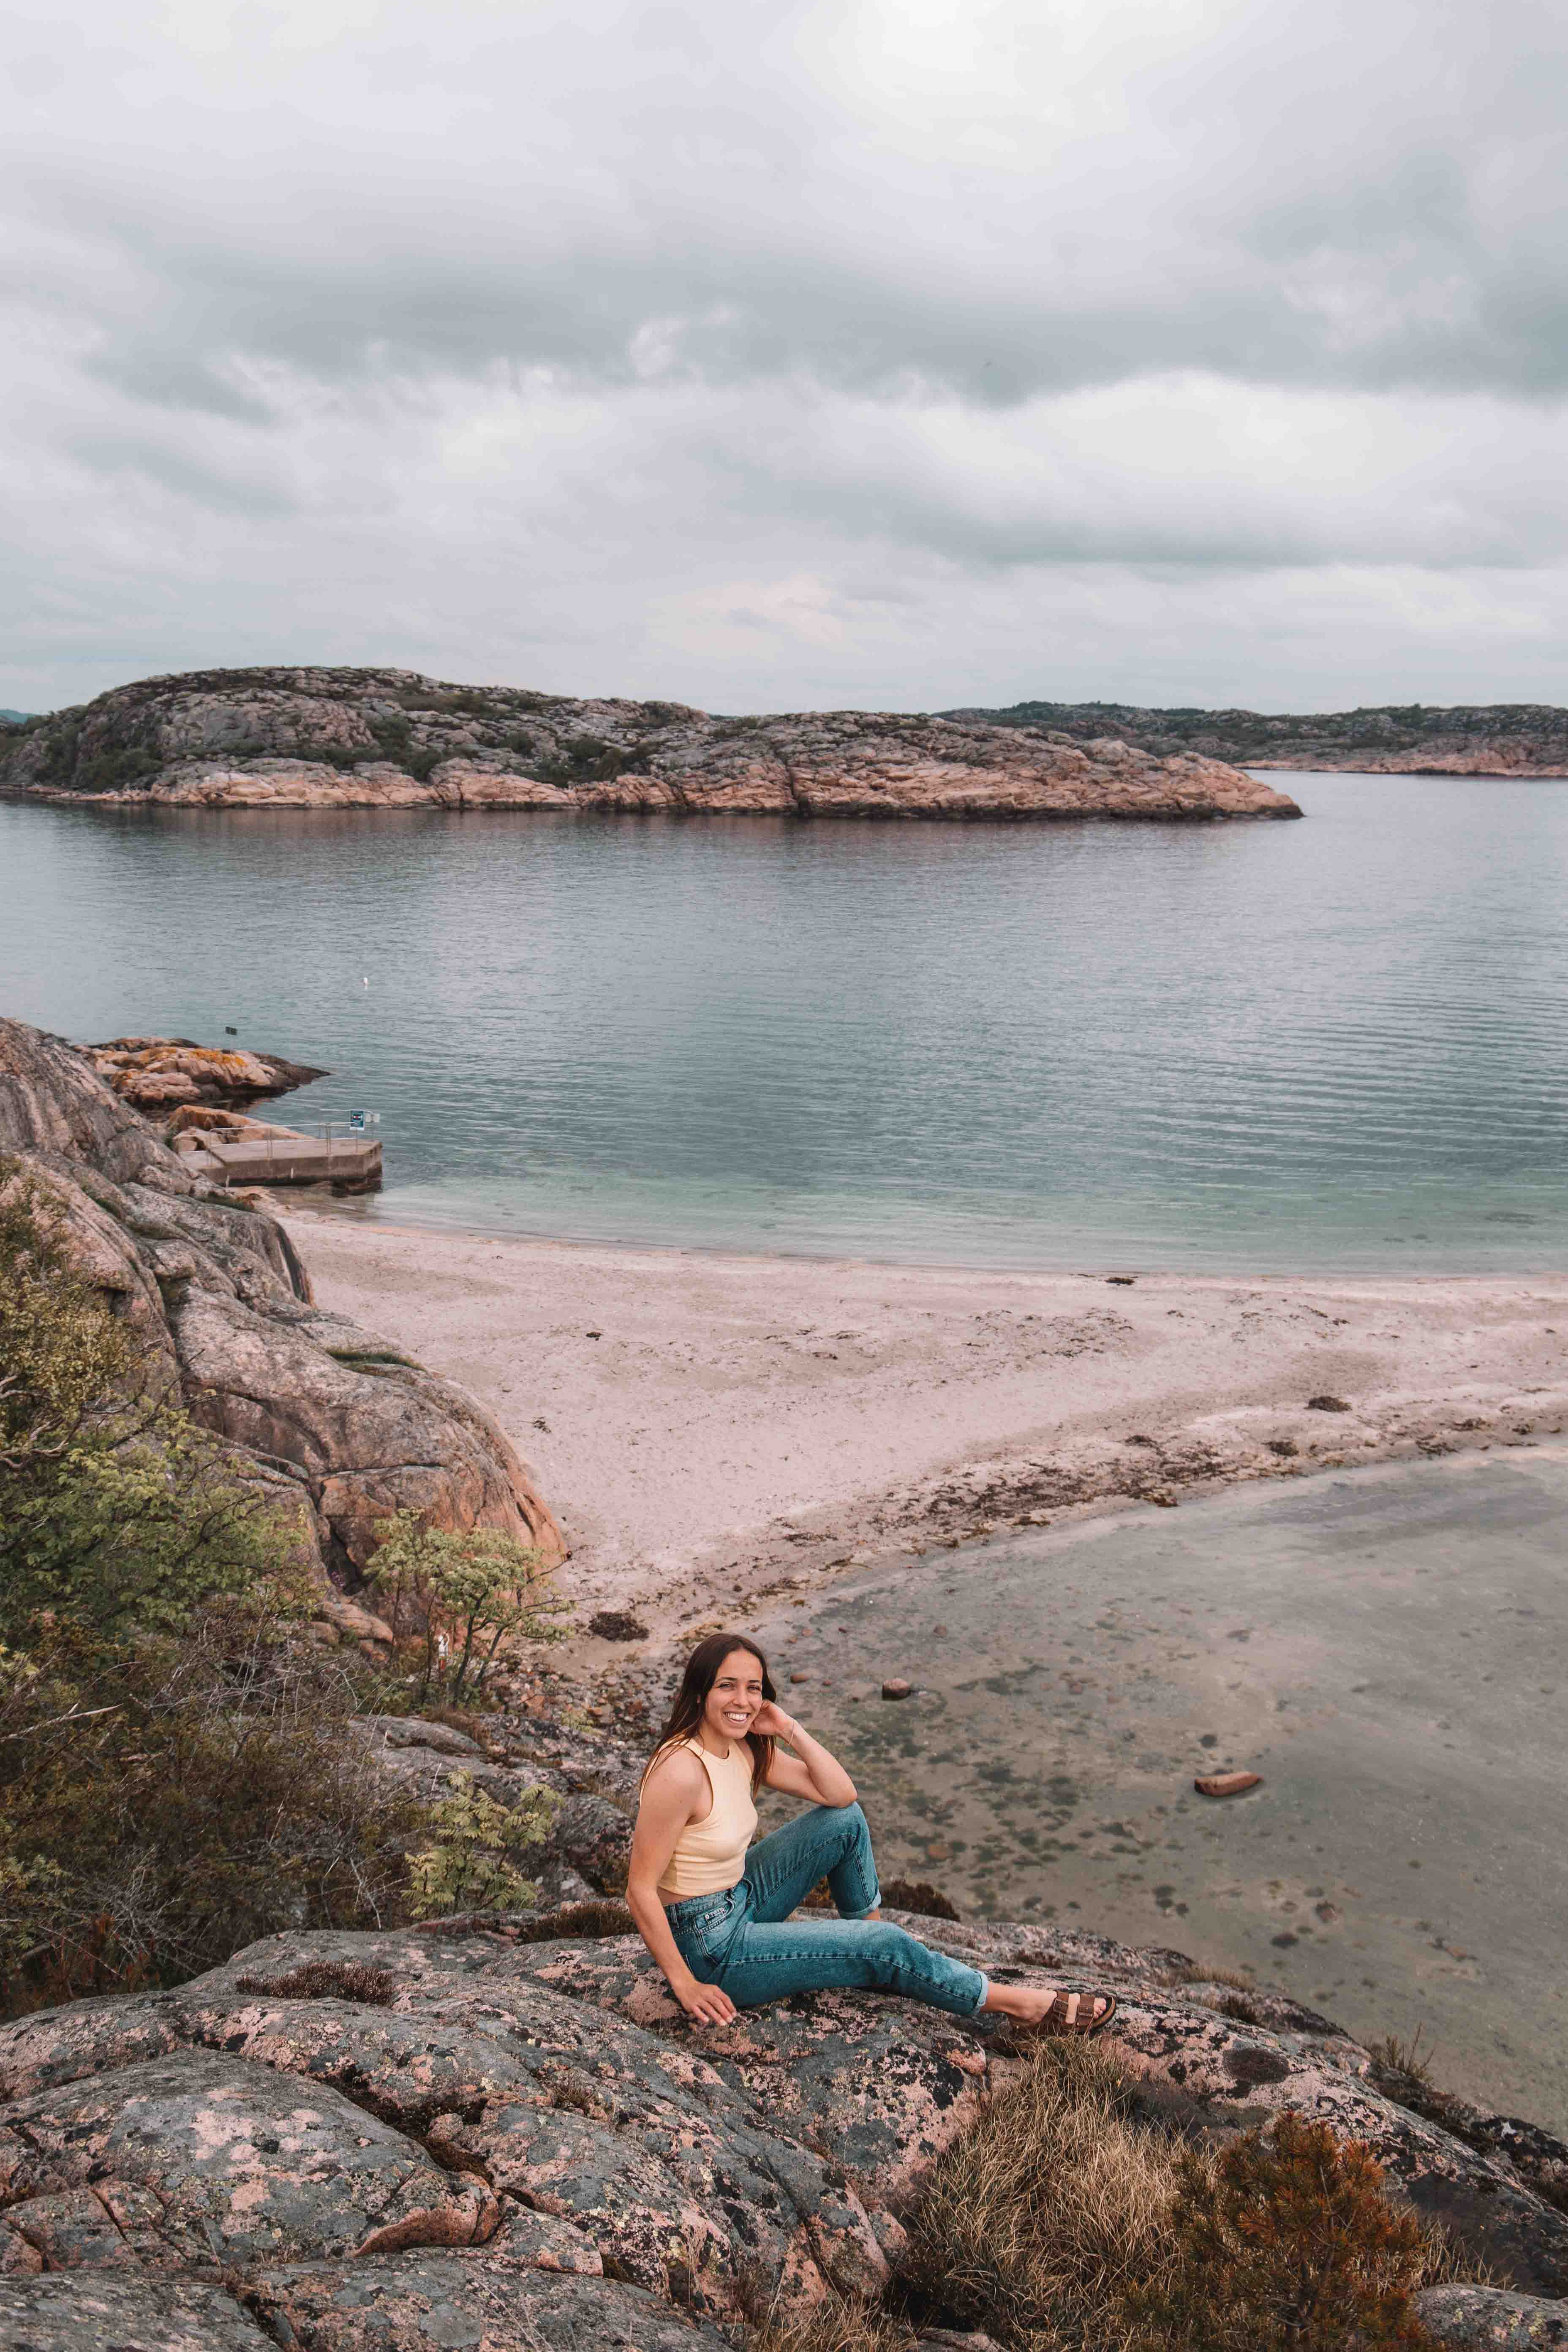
[367,1509,566,1705]
[534,733,645,784]
[0,1604,421,2012]
[405,1770,555,1918]
[0,1169,286,1639]
[366,716,441,781]
[31,718,164,794]
[0,1173,426,2013]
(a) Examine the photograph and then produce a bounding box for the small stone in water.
[881,1677,913,1701]
[1194,1770,1263,1799]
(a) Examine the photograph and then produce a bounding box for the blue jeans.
[664,1802,989,2018]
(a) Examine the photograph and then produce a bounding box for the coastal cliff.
[948,697,1568,776]
[0,667,1300,822]
[0,1017,562,1598]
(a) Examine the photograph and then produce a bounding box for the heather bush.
[1128,2111,1438,2350]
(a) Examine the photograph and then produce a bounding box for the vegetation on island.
[945,696,1568,768]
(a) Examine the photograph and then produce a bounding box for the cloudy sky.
[4,0,1566,716]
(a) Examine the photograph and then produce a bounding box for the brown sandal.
[1032,1989,1118,2037]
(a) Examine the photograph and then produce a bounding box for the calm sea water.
[3,775,1566,1270]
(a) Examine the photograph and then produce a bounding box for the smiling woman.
[624,1631,1117,2034]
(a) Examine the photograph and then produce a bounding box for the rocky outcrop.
[0,1017,561,1583]
[85,1037,326,1111]
[356,1714,633,1903]
[0,1912,1563,2350]
[0,667,1301,822]
[949,696,1568,777]
[1419,2287,1568,2347]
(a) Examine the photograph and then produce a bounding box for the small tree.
[367,1511,566,1705]
[405,1771,556,1918]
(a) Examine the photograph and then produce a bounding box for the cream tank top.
[657,1738,759,1900]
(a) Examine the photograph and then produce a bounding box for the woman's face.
[702,1648,765,1746]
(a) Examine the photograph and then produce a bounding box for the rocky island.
[947,697,1568,776]
[0,667,1300,822]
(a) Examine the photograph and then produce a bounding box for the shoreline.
[276,1188,1568,1283]
[280,1207,1568,1651]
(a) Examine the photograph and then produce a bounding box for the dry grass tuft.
[899,2039,1176,2349]
[1162,1960,1257,1994]
[509,1898,636,1944]
[747,2296,920,2352]
[234,1959,395,2006]
[1367,2026,1436,2088]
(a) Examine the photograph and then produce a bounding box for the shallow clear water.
[749,1448,1568,2130]
[3,773,1567,1269]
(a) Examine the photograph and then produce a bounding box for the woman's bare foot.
[982,1982,1116,2033]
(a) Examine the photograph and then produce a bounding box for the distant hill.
[0,710,33,724]
[941,699,1568,776]
[0,664,1298,824]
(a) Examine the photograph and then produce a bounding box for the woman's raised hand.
[749,1700,798,1740]
[672,1974,737,2025]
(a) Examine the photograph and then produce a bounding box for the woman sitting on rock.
[626,1631,1118,2034]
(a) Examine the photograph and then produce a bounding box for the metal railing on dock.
[182,1117,383,1190]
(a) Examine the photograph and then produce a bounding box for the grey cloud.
[3,0,1568,713]
[65,432,297,514]
[8,0,1568,410]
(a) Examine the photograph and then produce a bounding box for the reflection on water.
[3,772,1567,1268]
[749,1450,1568,2132]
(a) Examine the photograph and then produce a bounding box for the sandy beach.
[283,1211,1568,1641]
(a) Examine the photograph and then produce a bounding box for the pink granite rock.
[2,667,1302,822]
[0,1016,564,1579]
[2,1910,1565,2349]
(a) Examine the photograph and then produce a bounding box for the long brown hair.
[643,1632,776,1794]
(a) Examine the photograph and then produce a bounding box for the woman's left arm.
[754,1703,857,1807]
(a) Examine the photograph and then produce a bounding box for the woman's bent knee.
[820,1800,869,1844]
